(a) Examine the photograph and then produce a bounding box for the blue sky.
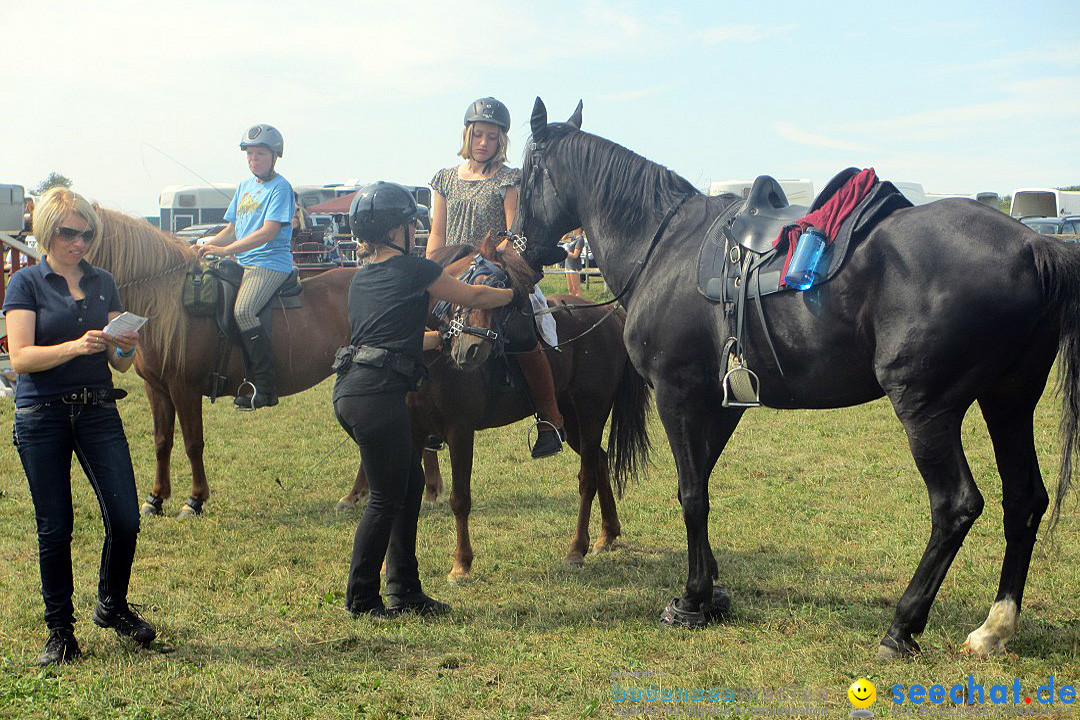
[3,0,1077,216]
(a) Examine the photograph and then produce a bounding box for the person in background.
[425,97,565,458]
[335,182,515,618]
[560,228,586,295]
[3,188,155,666]
[198,124,294,409]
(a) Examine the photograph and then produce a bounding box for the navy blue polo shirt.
[2,258,123,406]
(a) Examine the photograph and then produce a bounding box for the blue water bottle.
[784,227,827,290]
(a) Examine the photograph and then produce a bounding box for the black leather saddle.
[695,169,913,406]
[209,259,303,339]
[203,259,304,400]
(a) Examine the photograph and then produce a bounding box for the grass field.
[0,276,1077,719]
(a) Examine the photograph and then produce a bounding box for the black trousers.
[334,390,425,611]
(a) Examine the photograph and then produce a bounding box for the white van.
[708,178,815,205]
[159,184,236,232]
[1010,188,1080,219]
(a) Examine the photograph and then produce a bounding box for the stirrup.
[721,365,761,407]
[234,380,257,412]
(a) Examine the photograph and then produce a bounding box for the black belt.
[59,388,128,405]
[334,345,425,386]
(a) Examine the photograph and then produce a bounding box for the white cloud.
[772,122,864,151]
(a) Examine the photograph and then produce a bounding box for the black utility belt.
[334,345,423,381]
[58,388,128,405]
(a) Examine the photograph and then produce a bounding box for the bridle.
[435,255,510,354]
[517,135,693,318]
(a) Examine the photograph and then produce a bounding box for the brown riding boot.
[516,344,565,458]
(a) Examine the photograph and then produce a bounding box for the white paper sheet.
[103,312,148,337]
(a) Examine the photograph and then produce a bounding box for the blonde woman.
[4,188,155,665]
[426,97,565,458]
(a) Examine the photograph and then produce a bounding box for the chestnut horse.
[516,98,1080,658]
[338,239,652,579]
[89,209,358,517]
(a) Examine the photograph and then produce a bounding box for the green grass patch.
[0,361,1076,718]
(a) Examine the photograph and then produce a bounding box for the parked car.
[1021,216,1080,238]
[174,222,226,245]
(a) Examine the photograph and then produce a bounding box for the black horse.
[515,98,1080,658]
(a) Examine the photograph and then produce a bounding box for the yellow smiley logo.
[848,678,877,708]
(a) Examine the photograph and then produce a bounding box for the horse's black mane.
[524,124,700,239]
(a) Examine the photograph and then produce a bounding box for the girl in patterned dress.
[425,97,565,459]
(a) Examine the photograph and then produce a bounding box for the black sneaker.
[93,603,156,647]
[37,628,81,666]
[386,591,452,616]
[530,427,565,459]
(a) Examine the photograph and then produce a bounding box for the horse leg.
[963,397,1048,656]
[655,386,744,627]
[423,449,444,504]
[172,387,209,518]
[336,463,369,511]
[446,430,476,583]
[879,409,985,659]
[142,379,175,516]
[563,407,620,565]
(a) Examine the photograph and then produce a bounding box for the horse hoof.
[564,552,586,568]
[705,585,732,622]
[659,598,708,629]
[335,497,358,512]
[447,571,474,585]
[877,633,920,660]
[140,502,163,517]
[177,497,204,519]
[962,630,1007,657]
[422,493,442,506]
[592,538,617,553]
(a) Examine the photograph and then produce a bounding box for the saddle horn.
[530,97,549,141]
[567,100,583,129]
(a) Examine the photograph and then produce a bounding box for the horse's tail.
[1031,239,1080,541]
[607,355,653,498]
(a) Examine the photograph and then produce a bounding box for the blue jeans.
[12,402,141,631]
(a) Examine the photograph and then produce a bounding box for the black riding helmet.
[349,181,422,243]
[464,97,510,129]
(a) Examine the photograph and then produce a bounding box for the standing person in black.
[3,188,156,665]
[334,182,514,617]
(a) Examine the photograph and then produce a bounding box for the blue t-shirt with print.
[225,174,295,272]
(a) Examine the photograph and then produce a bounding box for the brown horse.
[338,239,653,580]
[89,208,357,517]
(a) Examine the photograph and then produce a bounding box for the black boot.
[234,328,278,409]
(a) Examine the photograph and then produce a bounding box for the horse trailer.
[159,184,236,233]
[0,183,25,234]
[708,178,815,205]
[1010,188,1080,219]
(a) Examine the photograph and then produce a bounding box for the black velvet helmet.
[464,97,510,130]
[349,182,421,241]
[240,124,284,158]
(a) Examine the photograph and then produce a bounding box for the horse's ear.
[567,100,583,129]
[478,231,498,261]
[530,97,548,140]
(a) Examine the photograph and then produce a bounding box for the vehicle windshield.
[1024,221,1061,235]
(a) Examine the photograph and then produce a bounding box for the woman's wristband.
[116,347,136,358]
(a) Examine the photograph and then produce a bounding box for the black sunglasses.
[55,226,95,242]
